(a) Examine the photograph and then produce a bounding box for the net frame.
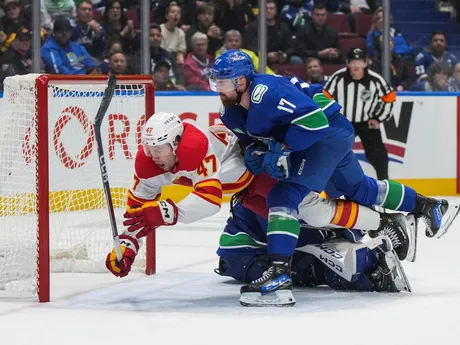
[26,74,155,302]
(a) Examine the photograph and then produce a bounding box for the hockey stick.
[93,74,123,262]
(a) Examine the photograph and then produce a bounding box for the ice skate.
[370,246,411,293]
[412,194,457,239]
[369,213,410,261]
[239,262,295,307]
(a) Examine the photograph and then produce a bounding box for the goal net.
[0,74,155,302]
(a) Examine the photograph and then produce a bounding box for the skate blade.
[239,290,296,307]
[436,202,460,239]
[386,250,412,293]
[405,214,418,263]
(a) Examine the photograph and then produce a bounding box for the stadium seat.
[339,37,367,56]
[273,64,308,81]
[322,64,346,77]
[355,14,373,38]
[327,14,352,33]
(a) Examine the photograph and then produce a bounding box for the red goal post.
[0,74,155,302]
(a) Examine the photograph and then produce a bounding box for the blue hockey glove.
[244,141,267,176]
[262,138,292,180]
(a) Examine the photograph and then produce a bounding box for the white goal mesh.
[0,74,155,300]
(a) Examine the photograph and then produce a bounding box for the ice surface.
[1,200,460,345]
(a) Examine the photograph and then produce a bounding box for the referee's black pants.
[353,122,389,180]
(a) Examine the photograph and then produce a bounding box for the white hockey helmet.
[142,112,184,156]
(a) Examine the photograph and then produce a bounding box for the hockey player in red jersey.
[105,113,416,280]
[105,112,252,277]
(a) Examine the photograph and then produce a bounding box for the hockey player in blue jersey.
[210,49,455,307]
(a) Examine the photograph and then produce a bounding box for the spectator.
[245,0,295,66]
[422,62,450,92]
[0,27,31,90]
[160,3,186,65]
[145,24,185,87]
[0,0,44,54]
[304,57,328,85]
[213,0,253,35]
[370,35,414,91]
[153,60,179,91]
[183,32,214,91]
[41,16,96,74]
[154,0,198,28]
[215,29,274,74]
[339,0,379,14]
[448,62,460,91]
[71,0,107,59]
[41,0,76,31]
[101,0,138,55]
[280,0,340,30]
[415,30,457,82]
[366,7,413,59]
[99,38,122,74]
[107,51,133,74]
[186,4,223,56]
[0,0,31,36]
[295,2,342,64]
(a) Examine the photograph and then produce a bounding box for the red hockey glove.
[123,199,178,238]
[105,234,140,278]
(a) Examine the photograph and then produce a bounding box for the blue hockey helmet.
[209,49,255,92]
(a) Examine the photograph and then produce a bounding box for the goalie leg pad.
[296,235,392,282]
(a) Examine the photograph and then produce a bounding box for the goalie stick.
[93,74,123,262]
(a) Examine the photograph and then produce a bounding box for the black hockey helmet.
[347,48,368,66]
[347,48,367,61]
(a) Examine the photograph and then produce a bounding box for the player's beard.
[219,93,238,107]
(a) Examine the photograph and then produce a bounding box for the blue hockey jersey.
[219,74,343,151]
[415,48,458,81]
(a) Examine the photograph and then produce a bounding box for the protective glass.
[143,143,173,157]
[209,76,237,93]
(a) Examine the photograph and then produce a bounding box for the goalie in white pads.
[216,177,414,307]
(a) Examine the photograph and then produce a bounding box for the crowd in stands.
[0,0,459,92]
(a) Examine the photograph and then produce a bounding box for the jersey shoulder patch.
[220,106,248,136]
[176,123,209,172]
[134,147,165,179]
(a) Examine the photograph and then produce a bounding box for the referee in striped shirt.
[324,48,396,180]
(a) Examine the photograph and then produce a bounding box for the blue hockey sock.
[267,207,299,259]
[375,180,417,212]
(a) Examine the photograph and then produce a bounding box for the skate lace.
[251,267,274,284]
[382,225,401,247]
[422,215,432,228]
